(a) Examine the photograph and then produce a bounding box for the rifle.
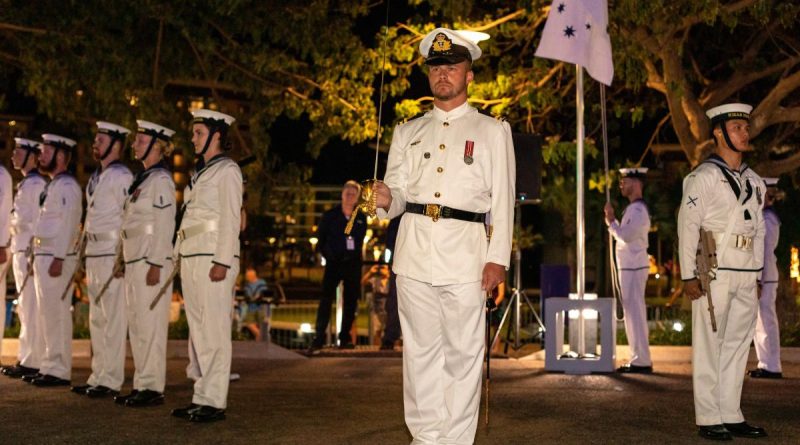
[149,258,179,310]
[94,241,124,305]
[60,231,87,301]
[13,237,36,299]
[695,229,718,332]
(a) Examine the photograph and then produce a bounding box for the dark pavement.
[1,347,798,444]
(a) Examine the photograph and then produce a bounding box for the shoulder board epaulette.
[400,112,426,125]
[477,108,506,122]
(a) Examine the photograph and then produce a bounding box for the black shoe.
[21,372,43,383]
[171,403,201,419]
[86,385,119,398]
[748,368,783,379]
[723,422,767,438]
[3,365,39,379]
[698,425,733,441]
[114,390,139,405]
[617,364,653,374]
[31,374,70,387]
[189,405,226,423]
[71,384,91,395]
[338,342,356,350]
[124,389,165,407]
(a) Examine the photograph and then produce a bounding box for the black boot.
[697,425,733,441]
[71,384,91,395]
[723,422,767,438]
[171,403,201,419]
[114,390,139,405]
[124,389,165,407]
[189,405,226,423]
[31,374,70,387]
[86,385,119,398]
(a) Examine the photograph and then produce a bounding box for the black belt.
[405,203,486,223]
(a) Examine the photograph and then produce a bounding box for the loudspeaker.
[512,133,542,202]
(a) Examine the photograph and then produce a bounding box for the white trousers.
[397,275,485,445]
[0,258,8,358]
[86,256,127,391]
[13,252,43,369]
[754,282,781,373]
[124,260,172,392]
[692,270,758,425]
[619,268,652,366]
[182,256,238,409]
[33,255,76,380]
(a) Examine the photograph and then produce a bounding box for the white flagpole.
[576,64,586,356]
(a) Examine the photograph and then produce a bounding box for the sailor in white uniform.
[28,134,82,387]
[114,120,175,407]
[71,121,133,398]
[749,177,783,379]
[2,139,47,379]
[604,167,653,373]
[170,109,241,423]
[0,151,12,364]
[678,103,767,440]
[374,28,514,445]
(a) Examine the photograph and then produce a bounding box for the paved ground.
[1,345,798,444]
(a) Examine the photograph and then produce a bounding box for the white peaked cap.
[96,121,131,136]
[14,137,41,150]
[619,167,648,178]
[191,109,236,126]
[136,120,175,140]
[705,103,752,121]
[419,28,483,63]
[41,133,77,148]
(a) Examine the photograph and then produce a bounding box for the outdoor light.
[373,248,382,261]
[309,237,318,248]
[8,120,16,127]
[384,248,392,263]
[268,237,276,245]
[655,273,661,279]
[673,321,684,332]
[568,293,598,355]
[299,323,313,334]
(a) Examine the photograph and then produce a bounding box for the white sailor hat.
[191,109,236,128]
[136,120,175,141]
[41,134,77,150]
[619,167,648,179]
[419,28,483,65]
[763,177,779,187]
[96,121,131,137]
[14,137,41,152]
[706,103,752,125]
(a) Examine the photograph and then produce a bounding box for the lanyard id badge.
[346,236,355,251]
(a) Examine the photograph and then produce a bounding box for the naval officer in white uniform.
[678,103,767,440]
[604,167,653,373]
[171,109,241,423]
[71,121,133,398]
[374,28,514,445]
[28,134,82,387]
[749,177,783,379]
[114,120,176,407]
[0,150,11,363]
[2,139,47,379]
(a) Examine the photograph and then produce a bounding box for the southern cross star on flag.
[535,0,614,86]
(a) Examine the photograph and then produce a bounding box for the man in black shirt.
[309,181,367,353]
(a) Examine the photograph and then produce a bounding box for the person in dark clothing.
[381,216,402,350]
[309,181,367,353]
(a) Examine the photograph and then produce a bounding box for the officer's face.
[428,61,473,102]
[11,147,34,170]
[132,133,157,161]
[92,133,112,160]
[192,123,219,153]
[716,119,751,152]
[342,185,359,209]
[39,144,56,169]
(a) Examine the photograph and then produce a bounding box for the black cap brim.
[425,54,470,66]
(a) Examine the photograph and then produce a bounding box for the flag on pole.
[535,0,614,86]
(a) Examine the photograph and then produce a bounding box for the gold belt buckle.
[178,230,187,241]
[424,204,441,222]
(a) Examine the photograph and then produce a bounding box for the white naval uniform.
[608,199,652,367]
[754,207,781,373]
[9,171,47,369]
[121,164,175,393]
[84,162,133,391]
[32,173,82,380]
[0,166,12,358]
[678,155,765,426]
[178,155,242,410]
[380,102,514,444]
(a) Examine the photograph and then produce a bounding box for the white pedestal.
[544,297,616,374]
